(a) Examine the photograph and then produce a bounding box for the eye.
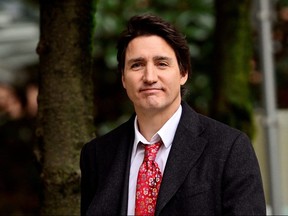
[131,62,144,70]
[157,61,169,69]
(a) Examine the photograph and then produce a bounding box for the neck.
[136,104,180,141]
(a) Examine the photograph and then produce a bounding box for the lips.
[139,87,163,93]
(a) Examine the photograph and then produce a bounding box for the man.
[80,14,266,215]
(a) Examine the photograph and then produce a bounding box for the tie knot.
[143,141,162,161]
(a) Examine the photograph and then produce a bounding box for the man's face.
[122,35,188,116]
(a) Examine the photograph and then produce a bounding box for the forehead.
[125,35,176,60]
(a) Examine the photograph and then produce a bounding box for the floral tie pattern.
[135,141,162,216]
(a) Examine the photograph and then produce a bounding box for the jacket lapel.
[155,102,207,215]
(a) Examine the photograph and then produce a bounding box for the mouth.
[139,87,163,93]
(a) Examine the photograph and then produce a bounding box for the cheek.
[122,74,140,89]
[165,75,183,88]
[122,79,136,96]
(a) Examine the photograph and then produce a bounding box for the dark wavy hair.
[117,14,191,78]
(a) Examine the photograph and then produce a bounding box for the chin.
[144,102,168,112]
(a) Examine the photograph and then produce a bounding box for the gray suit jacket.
[80,101,266,215]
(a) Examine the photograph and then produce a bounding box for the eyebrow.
[126,57,145,66]
[153,56,172,62]
[126,56,173,65]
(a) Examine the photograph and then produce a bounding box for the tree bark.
[211,0,255,138]
[37,0,95,214]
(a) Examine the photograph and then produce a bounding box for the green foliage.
[277,0,288,7]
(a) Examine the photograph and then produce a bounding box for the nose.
[143,64,157,84]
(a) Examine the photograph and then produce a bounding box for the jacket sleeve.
[80,143,97,216]
[222,133,266,215]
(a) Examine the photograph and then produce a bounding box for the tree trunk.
[211,0,255,138]
[36,0,95,214]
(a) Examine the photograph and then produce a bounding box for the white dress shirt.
[127,105,182,215]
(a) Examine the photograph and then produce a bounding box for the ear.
[122,74,126,89]
[180,72,188,85]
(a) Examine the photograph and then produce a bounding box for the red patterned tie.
[135,141,162,216]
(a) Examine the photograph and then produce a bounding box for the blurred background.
[0,0,287,215]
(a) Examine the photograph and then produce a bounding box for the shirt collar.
[132,105,182,156]
[157,105,182,148]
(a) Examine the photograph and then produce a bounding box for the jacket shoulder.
[84,115,134,149]
[181,101,245,141]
